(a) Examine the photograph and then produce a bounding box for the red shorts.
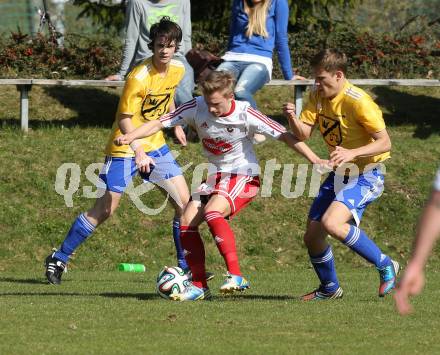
[193,173,260,217]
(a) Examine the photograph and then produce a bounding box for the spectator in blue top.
[217,0,304,109]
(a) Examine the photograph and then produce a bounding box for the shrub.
[0,26,438,79]
[0,30,122,79]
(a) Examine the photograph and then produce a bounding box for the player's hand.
[135,148,155,173]
[114,134,133,146]
[292,74,306,80]
[174,125,187,146]
[329,146,356,167]
[394,262,425,315]
[105,74,122,81]
[314,159,334,174]
[283,102,296,119]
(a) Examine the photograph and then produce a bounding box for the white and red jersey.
[160,97,286,175]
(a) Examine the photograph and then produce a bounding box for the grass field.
[0,85,440,354]
[2,268,440,354]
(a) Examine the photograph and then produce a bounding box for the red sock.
[180,226,207,288]
[204,211,241,275]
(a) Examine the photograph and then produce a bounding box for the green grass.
[0,85,440,353]
[1,268,440,354]
[0,85,439,272]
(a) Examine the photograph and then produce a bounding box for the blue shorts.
[98,145,182,194]
[309,167,385,226]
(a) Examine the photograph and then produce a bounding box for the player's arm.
[329,128,391,166]
[247,106,326,165]
[410,190,440,269]
[283,102,314,140]
[394,189,440,315]
[115,99,197,146]
[115,120,164,146]
[168,100,187,146]
[118,113,136,133]
[116,113,156,173]
[278,132,327,165]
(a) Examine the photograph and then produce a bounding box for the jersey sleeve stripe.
[247,107,286,133]
[160,98,197,124]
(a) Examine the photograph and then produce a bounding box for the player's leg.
[45,157,134,285]
[45,190,123,285]
[155,174,191,271]
[179,200,206,289]
[300,172,343,300]
[321,168,399,296]
[206,174,259,293]
[204,194,250,294]
[170,200,212,301]
[301,218,344,301]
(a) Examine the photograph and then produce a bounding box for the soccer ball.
[156,266,190,299]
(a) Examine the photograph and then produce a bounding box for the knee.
[180,213,191,226]
[321,215,341,237]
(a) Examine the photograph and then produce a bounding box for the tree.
[72,0,359,34]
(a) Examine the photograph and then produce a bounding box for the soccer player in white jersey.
[394,168,440,315]
[115,70,326,301]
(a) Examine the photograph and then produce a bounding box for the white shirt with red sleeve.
[160,97,286,175]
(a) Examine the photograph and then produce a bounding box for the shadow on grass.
[43,86,119,128]
[0,277,47,285]
[0,291,158,300]
[100,292,158,300]
[373,87,440,139]
[1,87,120,130]
[216,294,296,301]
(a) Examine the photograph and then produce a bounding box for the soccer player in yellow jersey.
[283,49,399,300]
[45,17,199,285]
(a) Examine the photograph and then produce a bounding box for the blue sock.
[310,245,340,293]
[173,217,188,270]
[343,225,391,268]
[54,214,95,263]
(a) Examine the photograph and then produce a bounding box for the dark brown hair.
[147,16,182,51]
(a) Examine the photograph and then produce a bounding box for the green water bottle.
[118,263,146,272]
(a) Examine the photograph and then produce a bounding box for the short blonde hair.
[199,71,236,97]
[244,0,271,38]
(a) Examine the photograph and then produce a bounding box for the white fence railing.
[1,79,439,132]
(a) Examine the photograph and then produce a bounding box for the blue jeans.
[173,55,195,107]
[216,61,270,108]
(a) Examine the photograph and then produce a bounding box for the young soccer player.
[283,48,399,300]
[115,70,325,301]
[394,168,440,315]
[45,17,198,284]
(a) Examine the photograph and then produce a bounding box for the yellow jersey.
[300,80,390,172]
[104,57,185,157]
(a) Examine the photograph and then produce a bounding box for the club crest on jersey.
[141,93,171,120]
[202,138,233,155]
[319,114,342,147]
